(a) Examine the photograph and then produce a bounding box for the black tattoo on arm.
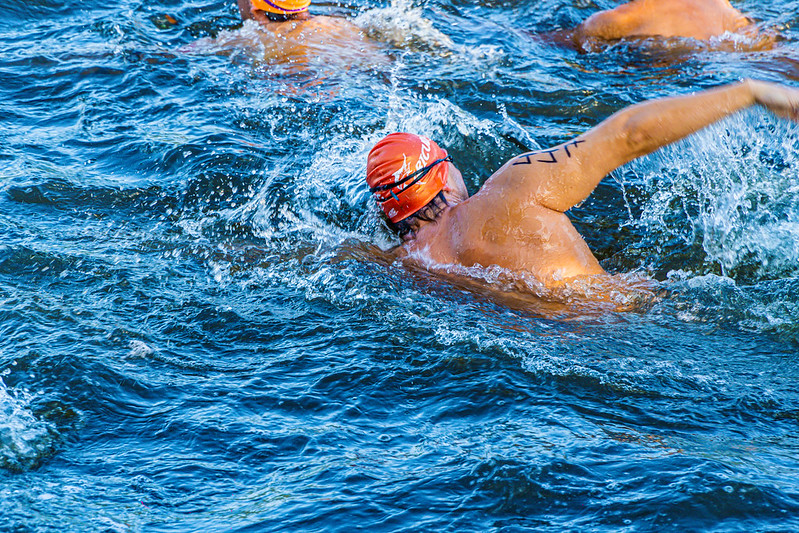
[536,149,559,163]
[512,139,585,166]
[562,139,585,158]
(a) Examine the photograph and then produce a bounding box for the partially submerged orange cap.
[251,0,310,15]
[367,133,450,224]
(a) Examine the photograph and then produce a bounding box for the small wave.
[383,92,500,142]
[0,379,59,472]
[665,271,799,342]
[353,0,454,53]
[705,25,779,52]
[127,339,154,358]
[353,0,509,74]
[183,20,270,60]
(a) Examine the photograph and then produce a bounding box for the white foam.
[127,340,154,358]
[353,0,455,52]
[0,378,56,471]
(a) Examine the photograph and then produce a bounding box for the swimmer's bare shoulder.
[576,0,649,41]
[561,0,775,50]
[577,0,749,40]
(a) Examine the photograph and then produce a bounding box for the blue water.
[2,0,799,530]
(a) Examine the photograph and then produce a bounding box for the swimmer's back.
[254,15,377,61]
[576,0,751,41]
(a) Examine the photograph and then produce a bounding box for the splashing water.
[353,0,455,52]
[623,110,799,282]
[0,378,58,472]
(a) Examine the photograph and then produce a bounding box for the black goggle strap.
[370,156,452,203]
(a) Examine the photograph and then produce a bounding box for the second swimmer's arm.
[530,80,799,213]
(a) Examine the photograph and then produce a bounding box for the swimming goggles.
[369,155,452,200]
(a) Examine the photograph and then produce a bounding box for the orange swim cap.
[251,0,310,15]
[366,133,450,224]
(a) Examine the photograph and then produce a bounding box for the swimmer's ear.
[441,164,468,201]
[442,167,455,192]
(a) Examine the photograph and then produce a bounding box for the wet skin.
[575,0,753,42]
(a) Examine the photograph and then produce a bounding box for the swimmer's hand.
[748,79,799,122]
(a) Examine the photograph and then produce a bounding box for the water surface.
[2,0,799,530]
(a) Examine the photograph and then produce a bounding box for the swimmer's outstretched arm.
[503,80,799,213]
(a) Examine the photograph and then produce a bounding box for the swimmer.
[572,0,767,46]
[366,80,799,292]
[232,0,379,63]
